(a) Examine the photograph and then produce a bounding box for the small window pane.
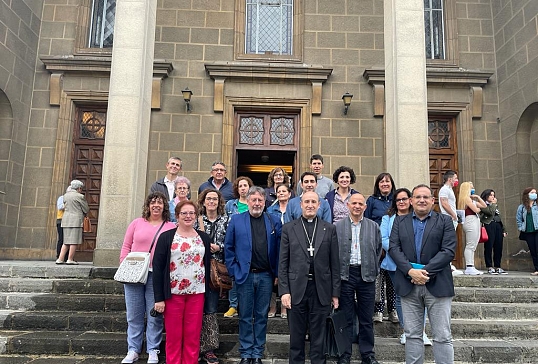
[89,0,116,48]
[239,117,265,145]
[424,0,445,59]
[246,0,293,55]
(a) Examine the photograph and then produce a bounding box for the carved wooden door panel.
[71,108,106,261]
[428,116,463,267]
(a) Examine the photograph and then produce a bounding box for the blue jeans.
[235,271,273,358]
[204,286,219,314]
[401,285,453,364]
[123,272,163,353]
[228,282,238,308]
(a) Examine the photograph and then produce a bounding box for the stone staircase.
[0,261,536,363]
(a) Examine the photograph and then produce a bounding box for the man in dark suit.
[335,193,381,364]
[224,186,282,364]
[389,184,456,364]
[279,191,340,364]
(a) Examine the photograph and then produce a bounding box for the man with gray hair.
[225,186,282,364]
[150,156,182,201]
[198,161,234,202]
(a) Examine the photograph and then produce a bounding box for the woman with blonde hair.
[457,181,487,275]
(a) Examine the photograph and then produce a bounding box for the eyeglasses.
[274,173,284,177]
[212,168,226,172]
[395,197,409,203]
[205,197,219,201]
[179,211,196,216]
[175,187,189,190]
[413,195,432,200]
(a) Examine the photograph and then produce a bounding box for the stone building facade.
[0,0,536,269]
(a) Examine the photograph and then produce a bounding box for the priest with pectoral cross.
[278,191,341,364]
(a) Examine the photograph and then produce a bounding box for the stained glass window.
[89,0,116,48]
[424,0,445,59]
[245,0,293,55]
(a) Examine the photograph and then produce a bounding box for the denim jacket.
[516,203,538,232]
[380,214,397,271]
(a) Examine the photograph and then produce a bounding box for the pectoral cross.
[307,244,315,257]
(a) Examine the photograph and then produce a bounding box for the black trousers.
[56,219,63,258]
[483,221,503,268]
[522,231,538,271]
[288,280,331,364]
[340,266,376,360]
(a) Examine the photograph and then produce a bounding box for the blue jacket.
[283,194,332,223]
[198,177,234,202]
[224,212,282,284]
[516,203,538,232]
[365,193,393,225]
[325,188,360,223]
[380,214,397,271]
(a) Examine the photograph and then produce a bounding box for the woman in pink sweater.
[119,192,176,364]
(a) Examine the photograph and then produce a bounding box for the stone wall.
[0,0,43,255]
[492,0,538,270]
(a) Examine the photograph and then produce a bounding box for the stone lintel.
[205,62,332,113]
[40,56,173,109]
[363,68,493,117]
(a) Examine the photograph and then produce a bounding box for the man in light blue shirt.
[285,172,331,223]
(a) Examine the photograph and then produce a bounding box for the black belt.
[350,264,361,268]
[250,268,267,273]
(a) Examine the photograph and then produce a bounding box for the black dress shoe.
[252,359,263,364]
[337,356,350,364]
[239,358,251,364]
[361,356,379,364]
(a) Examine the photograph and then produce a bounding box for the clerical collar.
[302,216,317,224]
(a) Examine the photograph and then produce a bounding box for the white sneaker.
[400,332,406,345]
[423,333,432,346]
[372,312,383,323]
[147,349,159,364]
[464,266,483,275]
[451,264,463,276]
[122,351,139,364]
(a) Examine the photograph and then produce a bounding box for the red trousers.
[164,293,204,364]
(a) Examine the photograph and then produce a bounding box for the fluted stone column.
[384,0,429,189]
[93,0,157,266]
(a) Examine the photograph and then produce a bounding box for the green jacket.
[480,203,506,233]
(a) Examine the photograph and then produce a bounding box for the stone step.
[2,330,536,363]
[451,302,537,319]
[453,274,538,288]
[1,311,127,332]
[453,286,538,303]
[0,293,125,312]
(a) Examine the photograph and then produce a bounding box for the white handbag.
[114,221,165,284]
[114,252,151,284]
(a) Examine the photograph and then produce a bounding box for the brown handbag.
[209,259,232,292]
[83,216,91,233]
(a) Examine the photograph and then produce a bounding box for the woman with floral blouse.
[153,200,212,364]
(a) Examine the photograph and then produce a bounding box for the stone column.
[384,0,429,189]
[93,0,157,266]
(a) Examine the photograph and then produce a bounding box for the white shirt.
[439,184,456,217]
[350,218,362,265]
[164,177,175,201]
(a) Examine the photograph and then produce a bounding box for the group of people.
[112,155,538,364]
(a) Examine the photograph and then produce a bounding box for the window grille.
[239,117,265,145]
[270,117,294,145]
[428,120,450,149]
[89,0,116,48]
[245,0,293,55]
[424,0,445,59]
[80,111,107,140]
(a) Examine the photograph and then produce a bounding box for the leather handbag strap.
[148,221,166,253]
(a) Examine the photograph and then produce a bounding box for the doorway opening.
[236,149,296,188]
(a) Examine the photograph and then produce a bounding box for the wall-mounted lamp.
[182,87,193,112]
[342,92,353,115]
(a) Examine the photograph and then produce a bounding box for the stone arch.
[515,102,538,190]
[0,89,15,241]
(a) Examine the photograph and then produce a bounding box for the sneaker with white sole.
[372,312,383,323]
[488,267,498,275]
[223,307,237,317]
[423,333,432,346]
[496,268,508,275]
[122,351,139,364]
[451,264,463,276]
[147,349,159,364]
[464,266,483,275]
[400,333,406,345]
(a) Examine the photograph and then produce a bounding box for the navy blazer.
[388,211,456,298]
[224,212,282,284]
[325,188,359,223]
